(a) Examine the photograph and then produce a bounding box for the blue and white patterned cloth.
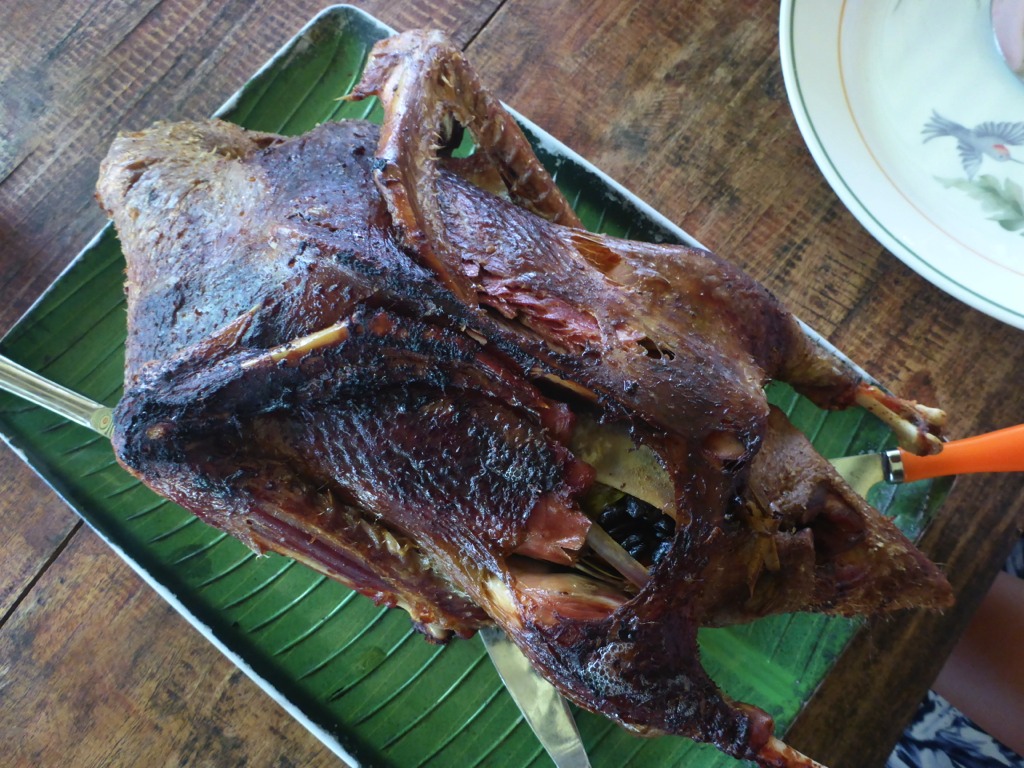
[887,537,1024,768]
[888,691,1022,767]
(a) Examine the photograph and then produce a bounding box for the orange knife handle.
[900,423,1024,482]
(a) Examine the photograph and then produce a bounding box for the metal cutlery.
[831,423,1024,497]
[0,354,114,437]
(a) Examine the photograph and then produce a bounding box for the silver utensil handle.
[0,354,114,437]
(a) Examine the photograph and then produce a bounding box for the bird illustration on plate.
[922,111,1024,178]
[923,111,1024,236]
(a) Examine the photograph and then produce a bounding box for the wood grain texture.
[1,530,339,767]
[0,450,79,620]
[0,0,500,334]
[1,1,1022,767]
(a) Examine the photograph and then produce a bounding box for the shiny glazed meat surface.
[96,30,952,768]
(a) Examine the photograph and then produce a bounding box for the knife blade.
[831,423,1024,497]
[479,626,592,768]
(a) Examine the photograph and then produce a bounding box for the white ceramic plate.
[780,0,1024,329]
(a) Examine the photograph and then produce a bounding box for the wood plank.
[0,451,79,619]
[0,529,341,766]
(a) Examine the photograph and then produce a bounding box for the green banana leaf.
[0,6,949,767]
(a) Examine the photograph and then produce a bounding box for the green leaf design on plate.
[939,174,1024,234]
[0,7,949,767]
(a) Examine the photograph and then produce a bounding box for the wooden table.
[2,2,1022,766]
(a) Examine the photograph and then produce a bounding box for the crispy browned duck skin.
[349,31,951,764]
[97,30,951,768]
[350,30,945,455]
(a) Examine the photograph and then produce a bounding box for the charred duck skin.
[97,30,950,768]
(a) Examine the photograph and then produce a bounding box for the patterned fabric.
[887,536,1024,767]
[888,691,1023,767]
[1006,536,1024,581]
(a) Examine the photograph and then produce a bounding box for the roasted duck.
[96,30,952,768]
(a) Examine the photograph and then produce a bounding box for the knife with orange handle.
[831,423,1024,496]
